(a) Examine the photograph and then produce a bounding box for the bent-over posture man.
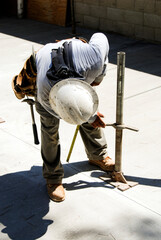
[12,33,115,202]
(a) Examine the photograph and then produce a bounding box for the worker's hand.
[91,81,100,86]
[91,112,106,128]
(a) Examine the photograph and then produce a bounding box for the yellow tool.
[66,125,80,162]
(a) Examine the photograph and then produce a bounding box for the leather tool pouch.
[12,55,37,99]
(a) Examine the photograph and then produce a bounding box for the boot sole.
[48,194,65,202]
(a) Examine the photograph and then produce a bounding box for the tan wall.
[75,0,161,43]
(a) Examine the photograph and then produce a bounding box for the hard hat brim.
[49,78,99,116]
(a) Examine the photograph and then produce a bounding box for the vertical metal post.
[17,0,24,19]
[100,51,139,190]
[115,52,126,172]
[70,0,76,34]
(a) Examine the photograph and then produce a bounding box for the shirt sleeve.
[89,33,109,85]
[88,114,97,123]
[72,33,109,85]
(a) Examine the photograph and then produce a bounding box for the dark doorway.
[0,0,17,17]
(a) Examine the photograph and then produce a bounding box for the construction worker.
[12,32,115,202]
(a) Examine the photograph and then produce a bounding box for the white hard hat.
[49,78,99,125]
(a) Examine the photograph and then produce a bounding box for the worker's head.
[49,78,99,125]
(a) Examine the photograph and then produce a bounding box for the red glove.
[91,112,106,128]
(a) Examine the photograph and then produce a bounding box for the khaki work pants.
[36,101,108,184]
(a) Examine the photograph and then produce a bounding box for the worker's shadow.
[0,166,53,240]
[63,161,114,191]
[63,161,161,191]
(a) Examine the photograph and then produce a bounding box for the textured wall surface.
[27,0,68,26]
[75,0,161,42]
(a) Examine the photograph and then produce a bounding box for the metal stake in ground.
[115,52,125,173]
[100,52,139,191]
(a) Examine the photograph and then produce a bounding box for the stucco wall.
[75,0,161,43]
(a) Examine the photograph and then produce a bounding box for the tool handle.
[32,123,39,145]
[106,123,139,132]
[66,125,80,162]
[123,125,139,132]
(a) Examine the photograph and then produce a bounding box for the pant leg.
[79,122,108,160]
[35,101,64,184]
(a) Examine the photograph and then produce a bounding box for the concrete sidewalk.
[0,18,161,240]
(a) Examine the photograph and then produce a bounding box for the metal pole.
[115,52,126,172]
[17,0,24,19]
[101,52,139,190]
[70,0,76,34]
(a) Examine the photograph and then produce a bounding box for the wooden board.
[27,0,68,26]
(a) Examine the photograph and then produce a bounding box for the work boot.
[47,184,65,202]
[89,156,115,172]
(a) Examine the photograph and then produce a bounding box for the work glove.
[91,112,106,128]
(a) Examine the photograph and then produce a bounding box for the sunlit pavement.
[0,18,161,240]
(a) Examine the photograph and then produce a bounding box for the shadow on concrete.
[63,179,114,191]
[0,166,53,240]
[63,228,116,240]
[63,161,161,190]
[63,161,114,190]
[1,17,161,77]
[109,38,161,77]
[63,220,161,240]
[125,175,161,188]
[63,217,161,240]
[0,17,83,45]
[0,163,161,239]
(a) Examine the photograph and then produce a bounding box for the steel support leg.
[115,52,125,173]
[100,52,138,191]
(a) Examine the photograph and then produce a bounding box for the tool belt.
[46,40,84,81]
[12,37,88,99]
[12,55,37,99]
